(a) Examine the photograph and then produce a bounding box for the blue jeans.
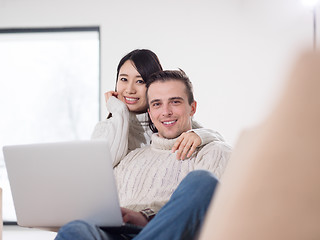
[55,170,218,240]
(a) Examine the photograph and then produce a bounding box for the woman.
[91,49,224,167]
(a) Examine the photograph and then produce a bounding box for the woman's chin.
[127,105,148,114]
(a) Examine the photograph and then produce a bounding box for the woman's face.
[116,60,148,113]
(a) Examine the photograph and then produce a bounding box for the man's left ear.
[190,101,197,116]
[147,108,152,119]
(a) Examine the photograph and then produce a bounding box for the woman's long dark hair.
[115,49,163,89]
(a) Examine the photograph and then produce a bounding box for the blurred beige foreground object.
[0,188,2,240]
[199,51,320,240]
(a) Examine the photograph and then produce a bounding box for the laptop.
[2,140,125,229]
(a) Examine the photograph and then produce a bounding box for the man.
[55,69,231,240]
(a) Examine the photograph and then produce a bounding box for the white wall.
[0,0,316,145]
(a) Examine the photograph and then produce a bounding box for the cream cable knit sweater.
[114,133,231,213]
[91,97,226,167]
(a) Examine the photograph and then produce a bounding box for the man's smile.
[161,120,177,126]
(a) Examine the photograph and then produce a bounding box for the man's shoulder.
[115,145,152,169]
[123,145,152,160]
[198,140,232,154]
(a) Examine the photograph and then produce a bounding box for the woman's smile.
[124,96,140,104]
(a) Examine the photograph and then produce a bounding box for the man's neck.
[151,134,177,151]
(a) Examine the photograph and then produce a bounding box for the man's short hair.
[146,69,194,105]
[146,69,195,133]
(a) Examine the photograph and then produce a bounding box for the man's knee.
[186,170,218,187]
[56,220,96,239]
[180,170,219,199]
[60,219,91,231]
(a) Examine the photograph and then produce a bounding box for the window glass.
[0,28,100,221]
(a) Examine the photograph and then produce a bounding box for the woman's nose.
[125,82,136,94]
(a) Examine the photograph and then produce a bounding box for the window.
[0,27,100,222]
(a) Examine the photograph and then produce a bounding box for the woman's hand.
[104,91,119,103]
[121,207,148,227]
[172,132,202,160]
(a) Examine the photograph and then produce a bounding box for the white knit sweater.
[114,133,231,213]
[91,97,226,167]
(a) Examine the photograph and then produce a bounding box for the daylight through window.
[0,27,100,222]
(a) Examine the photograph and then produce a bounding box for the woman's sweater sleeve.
[190,119,225,146]
[91,97,130,167]
[194,141,232,179]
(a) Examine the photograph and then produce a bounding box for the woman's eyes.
[136,79,145,84]
[119,78,144,84]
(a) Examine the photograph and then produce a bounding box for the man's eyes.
[151,101,181,107]
[172,100,181,105]
[152,102,161,107]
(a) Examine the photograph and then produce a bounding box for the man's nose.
[162,104,173,116]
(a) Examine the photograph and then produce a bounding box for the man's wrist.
[139,208,156,221]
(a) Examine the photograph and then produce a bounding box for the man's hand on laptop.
[121,207,148,227]
[172,131,201,160]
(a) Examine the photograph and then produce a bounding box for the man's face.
[147,80,197,139]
